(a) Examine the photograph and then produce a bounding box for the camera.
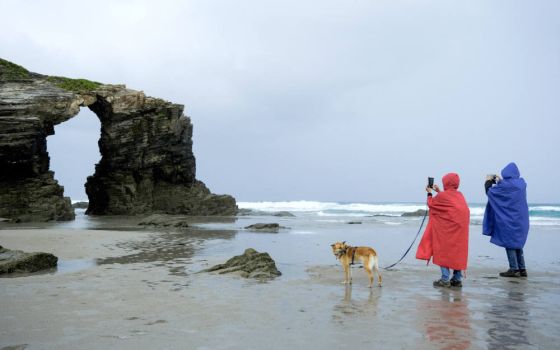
[427,177,434,189]
[486,174,498,182]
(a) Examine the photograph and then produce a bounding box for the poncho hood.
[501,162,520,179]
[442,173,460,191]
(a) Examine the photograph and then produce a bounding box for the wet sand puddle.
[92,226,238,293]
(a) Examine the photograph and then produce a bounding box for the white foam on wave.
[290,231,318,235]
[469,207,486,216]
[317,211,368,217]
[530,217,560,225]
[383,222,402,226]
[530,206,560,212]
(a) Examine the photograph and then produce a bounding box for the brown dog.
[331,241,382,287]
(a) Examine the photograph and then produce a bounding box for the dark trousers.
[506,248,526,270]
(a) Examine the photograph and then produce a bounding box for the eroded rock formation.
[0,58,236,221]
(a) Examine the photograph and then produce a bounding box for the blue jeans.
[441,267,462,282]
[506,248,526,270]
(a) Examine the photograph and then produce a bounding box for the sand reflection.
[331,285,380,324]
[420,288,472,350]
[485,283,531,349]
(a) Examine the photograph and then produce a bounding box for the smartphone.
[428,177,434,189]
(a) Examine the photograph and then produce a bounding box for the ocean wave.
[237,201,426,214]
[237,201,560,226]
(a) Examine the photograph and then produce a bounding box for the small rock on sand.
[138,214,189,228]
[0,245,58,275]
[199,248,281,279]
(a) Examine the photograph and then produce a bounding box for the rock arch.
[0,59,236,222]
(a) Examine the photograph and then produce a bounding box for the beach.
[1,207,560,349]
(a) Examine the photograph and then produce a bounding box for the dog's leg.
[342,262,350,284]
[364,263,374,288]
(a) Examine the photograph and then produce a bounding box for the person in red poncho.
[416,173,470,288]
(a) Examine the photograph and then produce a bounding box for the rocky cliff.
[0,58,236,221]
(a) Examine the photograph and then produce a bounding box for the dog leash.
[383,206,428,270]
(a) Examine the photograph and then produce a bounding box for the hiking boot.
[450,279,462,288]
[519,269,528,277]
[433,279,451,287]
[499,269,520,277]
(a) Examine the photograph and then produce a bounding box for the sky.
[1,0,559,203]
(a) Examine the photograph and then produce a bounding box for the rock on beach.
[0,245,58,275]
[200,248,281,279]
[138,214,190,228]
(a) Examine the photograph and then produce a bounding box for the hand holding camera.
[426,177,441,194]
[486,174,501,183]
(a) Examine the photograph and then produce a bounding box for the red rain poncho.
[416,173,470,270]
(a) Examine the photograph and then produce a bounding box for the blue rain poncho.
[483,162,530,249]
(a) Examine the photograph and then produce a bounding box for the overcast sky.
[1,0,559,203]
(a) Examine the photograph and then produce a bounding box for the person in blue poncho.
[483,162,530,277]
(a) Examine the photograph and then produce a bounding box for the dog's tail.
[369,253,383,286]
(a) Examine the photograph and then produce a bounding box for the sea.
[237,201,560,227]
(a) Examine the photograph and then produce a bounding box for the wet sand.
[1,217,560,349]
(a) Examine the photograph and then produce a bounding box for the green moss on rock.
[0,58,31,80]
[47,76,101,93]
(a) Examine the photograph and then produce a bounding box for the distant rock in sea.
[0,58,236,222]
[347,221,362,224]
[72,201,89,209]
[402,209,428,217]
[237,208,255,216]
[0,245,58,275]
[272,211,296,217]
[237,209,295,217]
[244,223,288,232]
[199,248,281,279]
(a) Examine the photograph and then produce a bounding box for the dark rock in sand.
[0,245,58,274]
[72,201,89,209]
[244,223,288,232]
[138,214,189,228]
[0,345,28,350]
[0,58,237,222]
[401,209,428,217]
[200,248,281,279]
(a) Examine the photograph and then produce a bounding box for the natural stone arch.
[0,58,236,222]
